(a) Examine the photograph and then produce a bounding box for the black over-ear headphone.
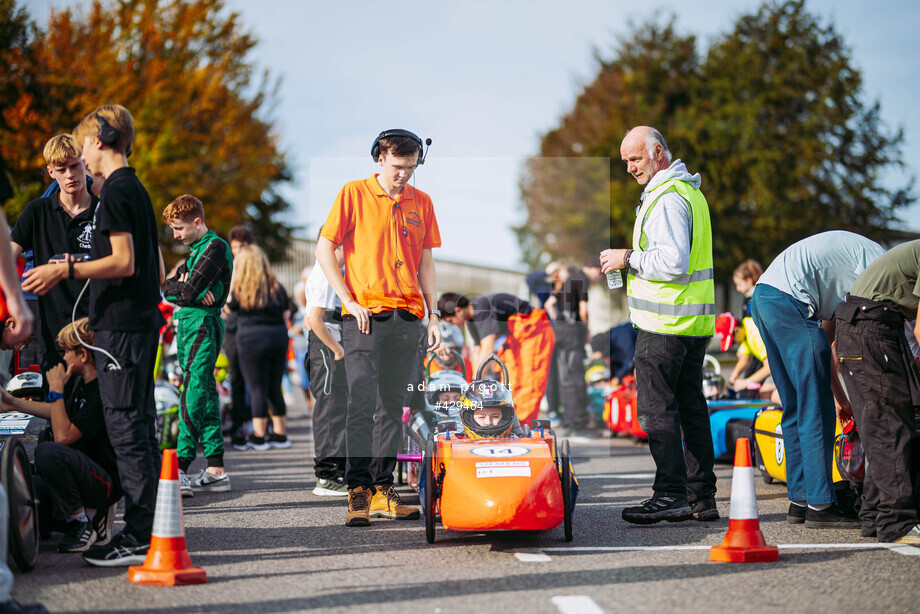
[371,129,431,165]
[95,114,120,146]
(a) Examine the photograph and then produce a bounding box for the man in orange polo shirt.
[316,129,442,527]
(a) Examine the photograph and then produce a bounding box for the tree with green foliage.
[689,0,913,272]
[518,0,914,278]
[516,18,699,268]
[0,0,296,263]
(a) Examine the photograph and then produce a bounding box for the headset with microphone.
[371,129,432,166]
[95,114,120,147]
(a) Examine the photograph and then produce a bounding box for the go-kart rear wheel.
[561,439,573,542]
[424,435,436,544]
[1,437,38,572]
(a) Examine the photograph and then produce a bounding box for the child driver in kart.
[458,380,524,439]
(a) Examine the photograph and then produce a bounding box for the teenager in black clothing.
[226,245,291,449]
[439,291,532,373]
[1,319,120,553]
[544,265,592,434]
[11,135,97,370]
[224,225,254,448]
[24,104,165,567]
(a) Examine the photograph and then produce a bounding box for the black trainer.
[82,531,150,567]
[691,496,720,521]
[58,519,97,553]
[804,503,861,529]
[787,503,807,524]
[266,432,292,449]
[622,494,693,524]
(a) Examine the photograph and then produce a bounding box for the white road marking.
[552,595,605,614]
[513,543,915,561]
[577,473,657,479]
[573,502,620,507]
[513,549,552,562]
[883,544,920,556]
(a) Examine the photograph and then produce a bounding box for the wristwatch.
[429,310,442,318]
[46,391,64,403]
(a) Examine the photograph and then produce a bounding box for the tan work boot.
[370,485,420,520]
[894,524,920,545]
[345,485,372,527]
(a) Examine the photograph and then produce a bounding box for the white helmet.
[6,371,44,399]
[425,369,467,408]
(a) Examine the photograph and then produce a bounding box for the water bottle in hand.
[601,249,623,289]
[606,269,623,289]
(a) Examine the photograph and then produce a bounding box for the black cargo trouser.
[94,329,161,542]
[635,330,717,505]
[342,310,423,489]
[553,320,589,430]
[34,442,120,519]
[835,295,920,542]
[307,330,347,480]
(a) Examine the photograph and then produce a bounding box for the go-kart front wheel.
[1,437,38,571]
[423,435,437,544]
[561,439,573,542]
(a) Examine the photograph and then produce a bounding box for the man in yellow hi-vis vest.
[601,126,718,525]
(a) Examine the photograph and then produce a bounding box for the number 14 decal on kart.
[469,445,531,458]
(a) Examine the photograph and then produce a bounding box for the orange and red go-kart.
[418,354,578,543]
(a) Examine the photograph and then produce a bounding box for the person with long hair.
[227,245,291,449]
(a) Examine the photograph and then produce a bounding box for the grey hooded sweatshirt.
[629,159,702,283]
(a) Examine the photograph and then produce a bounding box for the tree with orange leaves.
[0,0,294,263]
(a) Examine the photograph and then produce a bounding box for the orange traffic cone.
[128,449,207,585]
[710,438,779,563]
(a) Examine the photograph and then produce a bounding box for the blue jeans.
[751,284,837,505]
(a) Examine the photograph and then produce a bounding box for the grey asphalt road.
[15,398,920,614]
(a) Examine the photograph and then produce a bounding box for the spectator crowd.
[0,116,917,614]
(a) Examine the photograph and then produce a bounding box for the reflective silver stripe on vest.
[630,267,714,286]
[627,297,716,316]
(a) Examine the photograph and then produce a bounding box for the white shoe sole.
[83,552,148,567]
[193,479,232,492]
[313,487,349,497]
[58,532,98,553]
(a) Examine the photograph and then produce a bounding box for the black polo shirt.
[65,376,118,480]
[89,167,164,332]
[11,193,97,352]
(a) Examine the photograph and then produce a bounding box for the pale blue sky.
[23,0,920,269]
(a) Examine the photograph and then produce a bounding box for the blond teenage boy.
[11,135,97,369]
[24,104,166,566]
